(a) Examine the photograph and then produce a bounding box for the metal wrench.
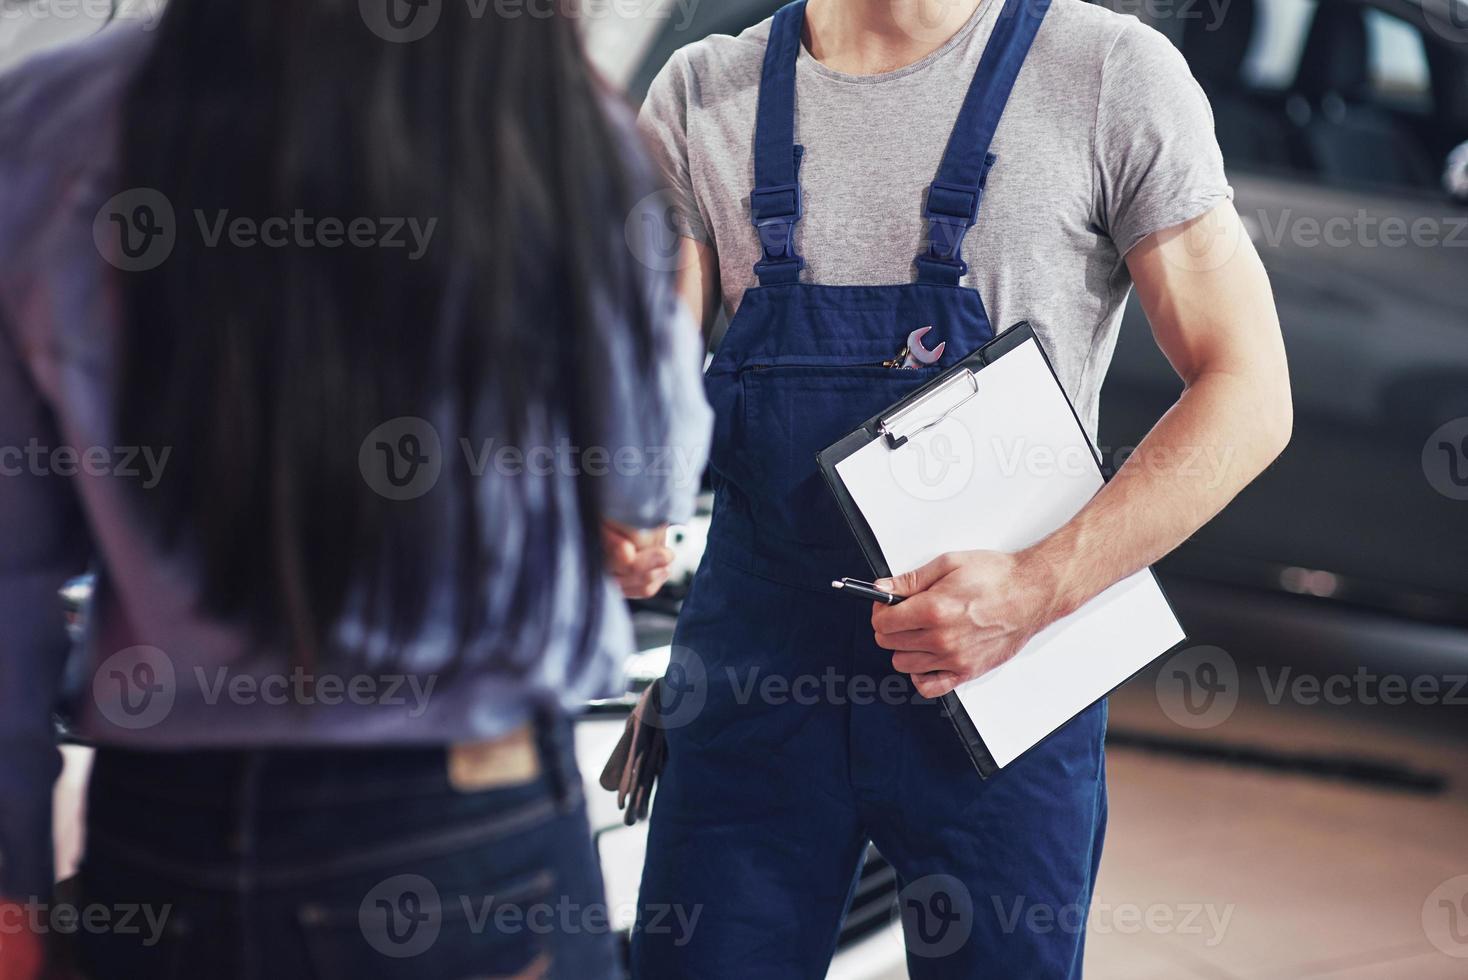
[901,326,945,368]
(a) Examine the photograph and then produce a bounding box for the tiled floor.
[1085,653,1468,980]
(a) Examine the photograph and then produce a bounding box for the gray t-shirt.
[638,0,1231,437]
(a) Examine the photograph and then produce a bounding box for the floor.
[1084,626,1468,980]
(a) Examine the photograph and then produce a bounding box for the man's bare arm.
[675,237,721,339]
[1022,201,1292,615]
[873,203,1293,698]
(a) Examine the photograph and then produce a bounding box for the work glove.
[598,678,668,826]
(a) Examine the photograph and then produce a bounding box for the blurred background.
[7,0,1468,976]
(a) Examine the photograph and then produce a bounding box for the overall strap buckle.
[911,0,1051,285]
[750,154,806,285]
[915,171,988,284]
[750,2,808,286]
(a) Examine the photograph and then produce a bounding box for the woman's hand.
[870,550,1064,699]
[602,522,675,599]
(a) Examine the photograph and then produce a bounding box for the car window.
[1241,0,1316,90]
[1239,0,1435,112]
[1192,0,1452,193]
[1364,7,1434,112]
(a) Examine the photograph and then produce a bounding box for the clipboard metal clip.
[876,368,979,449]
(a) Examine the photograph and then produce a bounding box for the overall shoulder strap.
[750,0,809,286]
[915,0,1052,285]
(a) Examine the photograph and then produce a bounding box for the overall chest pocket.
[740,362,943,547]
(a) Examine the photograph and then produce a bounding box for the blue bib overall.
[632,2,1107,976]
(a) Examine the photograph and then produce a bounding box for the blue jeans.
[74,714,617,980]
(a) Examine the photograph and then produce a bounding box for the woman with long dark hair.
[0,1,710,976]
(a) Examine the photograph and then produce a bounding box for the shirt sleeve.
[636,49,712,246]
[0,306,90,899]
[1094,21,1233,256]
[595,100,713,529]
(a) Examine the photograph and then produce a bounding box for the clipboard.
[816,321,1187,777]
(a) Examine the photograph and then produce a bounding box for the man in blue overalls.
[630,0,1291,975]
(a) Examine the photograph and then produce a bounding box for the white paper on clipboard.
[833,337,1185,768]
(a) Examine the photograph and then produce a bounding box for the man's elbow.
[1201,352,1292,471]
[1256,366,1294,465]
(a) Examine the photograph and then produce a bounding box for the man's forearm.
[1021,365,1292,622]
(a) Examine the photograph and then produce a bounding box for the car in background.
[1106,0,1468,630]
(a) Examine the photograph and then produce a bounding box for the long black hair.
[115,1,652,673]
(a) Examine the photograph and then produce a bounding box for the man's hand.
[603,521,675,599]
[870,550,1063,699]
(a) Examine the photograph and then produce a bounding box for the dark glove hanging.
[598,677,668,825]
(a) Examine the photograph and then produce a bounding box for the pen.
[830,577,906,605]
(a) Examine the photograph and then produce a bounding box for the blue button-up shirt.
[0,22,711,898]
